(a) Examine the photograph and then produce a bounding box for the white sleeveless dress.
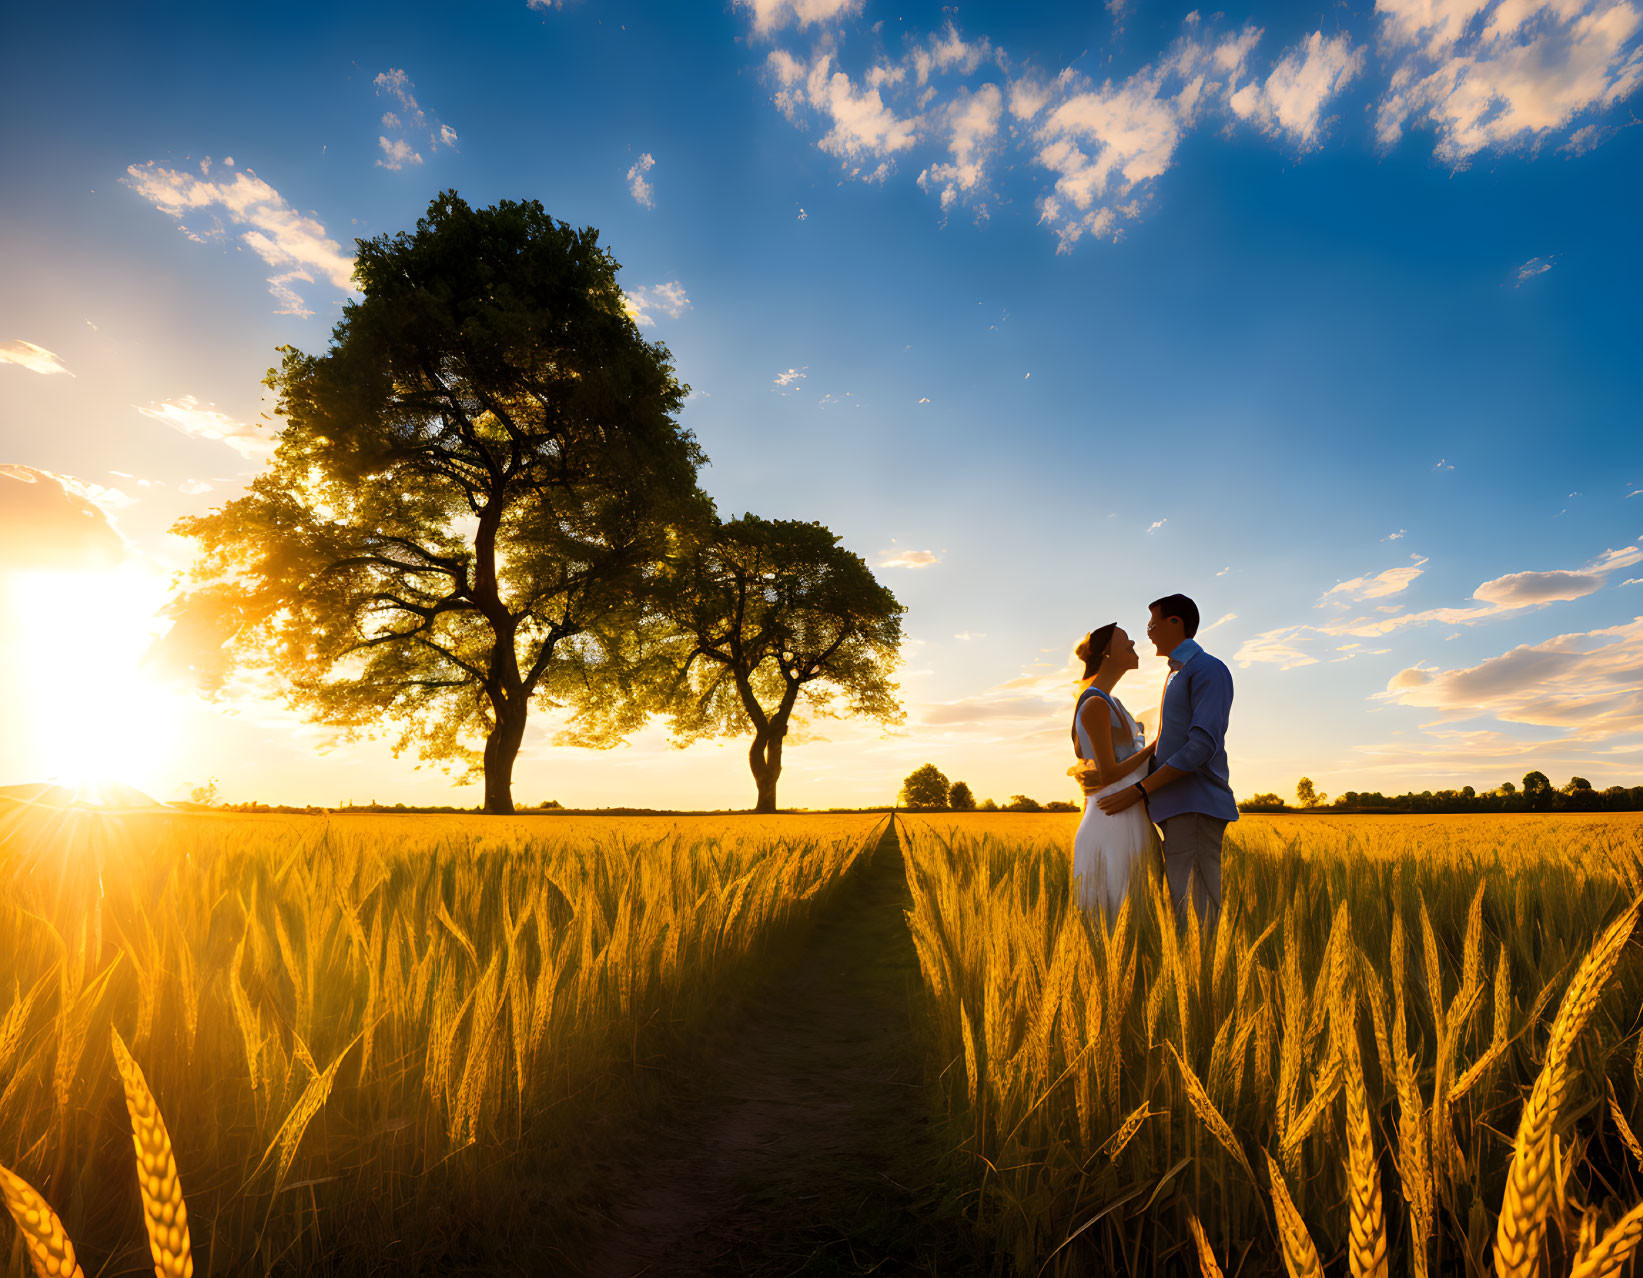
[1072,691,1157,916]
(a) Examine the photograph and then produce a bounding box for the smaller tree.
[948,780,976,811]
[1296,777,1327,808]
[1522,771,1551,795]
[658,515,904,813]
[1044,800,1078,812]
[1566,776,1592,793]
[1005,794,1043,812]
[978,798,999,812]
[1498,781,1517,796]
[901,763,951,809]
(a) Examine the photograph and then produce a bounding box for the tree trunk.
[748,724,785,813]
[483,703,529,814]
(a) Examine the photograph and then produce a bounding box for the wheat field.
[899,812,1643,1276]
[0,807,884,1276]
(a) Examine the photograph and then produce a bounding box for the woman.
[1069,624,1158,916]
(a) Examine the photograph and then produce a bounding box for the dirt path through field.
[576,818,982,1277]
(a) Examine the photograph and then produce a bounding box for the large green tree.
[166,193,708,813]
[899,764,950,809]
[657,515,904,812]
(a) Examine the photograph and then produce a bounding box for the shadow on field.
[572,819,989,1277]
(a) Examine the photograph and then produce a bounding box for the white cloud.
[1374,0,1643,162]
[1383,528,1408,541]
[1147,518,1167,533]
[1515,255,1555,284]
[917,396,931,404]
[876,548,940,568]
[1434,457,1455,470]
[373,69,457,171]
[1228,31,1364,144]
[1027,21,1269,249]
[627,152,656,208]
[621,281,692,326]
[1202,612,1238,633]
[136,396,273,462]
[123,161,355,317]
[773,367,807,388]
[0,340,71,376]
[377,137,422,170]
[1320,554,1429,603]
[771,50,920,173]
[954,630,987,640]
[917,82,1003,213]
[738,0,861,35]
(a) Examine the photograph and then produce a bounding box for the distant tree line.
[898,763,1077,813]
[1238,771,1643,814]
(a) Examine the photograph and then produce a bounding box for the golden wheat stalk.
[1342,1022,1388,1278]
[1493,895,1643,1278]
[1266,1151,1324,1278]
[1168,1042,1256,1186]
[1187,1211,1226,1278]
[0,1163,85,1278]
[110,1027,193,1278]
[1609,1084,1643,1171]
[1570,1200,1643,1278]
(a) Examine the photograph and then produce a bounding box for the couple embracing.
[1069,593,1237,930]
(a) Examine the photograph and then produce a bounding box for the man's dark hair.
[1149,593,1200,638]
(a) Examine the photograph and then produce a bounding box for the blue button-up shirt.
[1148,637,1238,823]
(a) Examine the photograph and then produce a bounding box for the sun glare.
[5,567,182,799]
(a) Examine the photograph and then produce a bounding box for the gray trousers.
[1159,813,1226,933]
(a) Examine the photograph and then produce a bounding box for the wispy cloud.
[1515,255,1556,285]
[1147,519,1167,533]
[123,160,355,317]
[621,281,691,326]
[1320,555,1428,604]
[772,366,807,391]
[1238,538,1643,667]
[1228,31,1364,146]
[627,152,656,208]
[1378,617,1643,746]
[0,464,130,571]
[1382,528,1407,541]
[374,69,458,171]
[136,396,272,462]
[738,0,862,37]
[876,547,940,569]
[0,340,71,376]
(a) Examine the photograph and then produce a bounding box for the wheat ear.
[110,1028,194,1278]
[0,1164,85,1278]
[1266,1151,1324,1278]
[1187,1211,1226,1278]
[1493,895,1643,1278]
[1569,1200,1643,1278]
[1169,1042,1257,1186]
[1343,1021,1388,1278]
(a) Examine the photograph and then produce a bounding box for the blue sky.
[1,0,1640,808]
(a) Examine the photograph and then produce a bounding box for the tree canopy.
[657,515,904,812]
[164,192,708,813]
[900,764,950,809]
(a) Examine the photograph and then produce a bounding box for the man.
[1097,593,1236,931]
